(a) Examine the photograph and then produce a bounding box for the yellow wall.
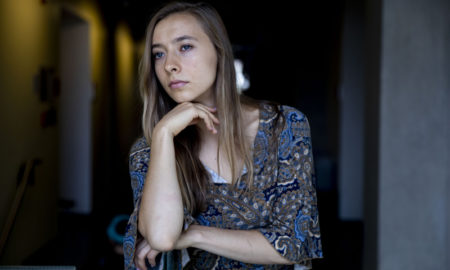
[0,0,108,264]
[60,0,108,95]
[0,0,60,264]
[115,21,139,156]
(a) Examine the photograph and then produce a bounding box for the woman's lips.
[169,80,188,89]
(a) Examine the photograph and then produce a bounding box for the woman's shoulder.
[129,136,150,172]
[129,136,150,157]
[277,104,307,120]
[276,105,311,138]
[258,101,308,125]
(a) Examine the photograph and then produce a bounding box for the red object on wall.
[40,107,57,128]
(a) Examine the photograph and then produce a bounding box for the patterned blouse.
[123,103,323,269]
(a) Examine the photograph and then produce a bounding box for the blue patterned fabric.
[123,103,323,269]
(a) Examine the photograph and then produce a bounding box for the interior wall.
[338,0,365,220]
[114,21,140,214]
[0,0,108,264]
[59,10,92,214]
[363,0,382,268]
[115,21,139,163]
[0,0,60,264]
[377,0,450,268]
[364,0,450,269]
[59,0,110,218]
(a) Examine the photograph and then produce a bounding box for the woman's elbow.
[137,223,176,251]
[148,234,176,252]
[270,249,297,265]
[271,255,296,265]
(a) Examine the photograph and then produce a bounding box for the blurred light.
[234,59,250,93]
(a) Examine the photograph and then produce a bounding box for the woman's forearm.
[177,225,294,265]
[138,127,184,251]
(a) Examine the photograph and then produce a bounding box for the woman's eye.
[180,44,193,52]
[153,52,164,60]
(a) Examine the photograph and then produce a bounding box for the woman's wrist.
[152,124,174,141]
[175,225,203,250]
[187,225,203,247]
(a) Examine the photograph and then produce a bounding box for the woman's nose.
[164,54,180,73]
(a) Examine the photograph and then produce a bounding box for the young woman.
[123,2,322,269]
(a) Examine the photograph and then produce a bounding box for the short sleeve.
[259,106,323,264]
[123,137,152,270]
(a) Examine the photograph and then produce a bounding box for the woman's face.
[152,12,218,106]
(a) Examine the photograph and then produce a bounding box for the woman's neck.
[198,122,219,145]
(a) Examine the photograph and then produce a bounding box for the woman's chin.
[169,94,214,106]
[174,98,194,104]
[168,94,191,104]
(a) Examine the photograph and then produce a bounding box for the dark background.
[4,0,358,269]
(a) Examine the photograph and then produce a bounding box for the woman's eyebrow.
[174,35,198,43]
[152,35,198,50]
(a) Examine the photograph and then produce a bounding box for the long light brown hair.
[139,1,256,215]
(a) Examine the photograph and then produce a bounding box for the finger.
[136,241,150,256]
[160,102,219,136]
[187,107,215,132]
[198,110,217,133]
[190,102,216,112]
[134,242,143,269]
[206,106,217,112]
[147,249,161,267]
[195,104,220,124]
[135,244,151,270]
[209,112,220,124]
[135,238,148,253]
[194,106,219,132]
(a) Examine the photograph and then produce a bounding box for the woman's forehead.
[153,13,205,43]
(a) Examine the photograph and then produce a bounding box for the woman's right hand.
[134,237,160,269]
[154,102,219,137]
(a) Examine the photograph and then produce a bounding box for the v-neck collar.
[202,103,267,185]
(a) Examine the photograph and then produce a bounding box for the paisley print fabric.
[123,103,323,269]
